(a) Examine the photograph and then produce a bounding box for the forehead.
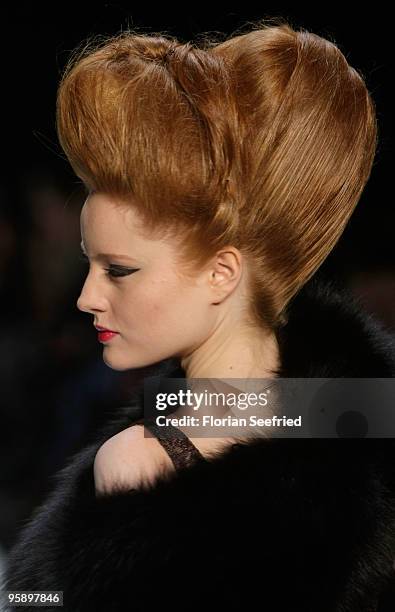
[80,193,179,259]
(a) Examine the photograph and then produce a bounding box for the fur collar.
[3,274,395,612]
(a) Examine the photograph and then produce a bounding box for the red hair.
[56,17,378,330]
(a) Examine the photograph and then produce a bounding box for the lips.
[95,325,118,333]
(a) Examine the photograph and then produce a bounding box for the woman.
[3,18,395,611]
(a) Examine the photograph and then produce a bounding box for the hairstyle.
[56,16,378,331]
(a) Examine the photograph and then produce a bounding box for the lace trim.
[132,417,207,470]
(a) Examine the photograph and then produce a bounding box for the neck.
[180,323,281,389]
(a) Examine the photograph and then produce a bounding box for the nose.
[76,276,107,314]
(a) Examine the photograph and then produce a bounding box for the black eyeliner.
[78,254,139,277]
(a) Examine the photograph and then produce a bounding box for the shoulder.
[93,424,176,495]
[93,424,239,496]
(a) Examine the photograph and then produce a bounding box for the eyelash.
[78,254,138,278]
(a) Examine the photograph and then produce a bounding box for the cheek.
[126,276,206,335]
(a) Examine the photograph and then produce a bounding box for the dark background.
[0,2,393,571]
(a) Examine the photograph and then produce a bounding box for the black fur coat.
[2,275,395,611]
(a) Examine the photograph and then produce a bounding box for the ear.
[208,247,243,305]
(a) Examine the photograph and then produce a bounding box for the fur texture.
[2,274,395,611]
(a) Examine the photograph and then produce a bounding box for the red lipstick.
[95,325,119,343]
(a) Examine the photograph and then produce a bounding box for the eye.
[78,254,139,278]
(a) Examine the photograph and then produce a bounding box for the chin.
[102,350,162,372]
[102,359,131,372]
[101,349,131,371]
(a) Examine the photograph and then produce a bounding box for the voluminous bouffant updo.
[56,17,377,331]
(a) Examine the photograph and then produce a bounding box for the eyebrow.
[80,241,137,263]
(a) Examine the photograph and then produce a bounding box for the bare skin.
[77,192,280,495]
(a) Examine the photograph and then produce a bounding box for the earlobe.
[209,248,243,304]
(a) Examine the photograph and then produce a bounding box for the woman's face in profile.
[77,192,214,370]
